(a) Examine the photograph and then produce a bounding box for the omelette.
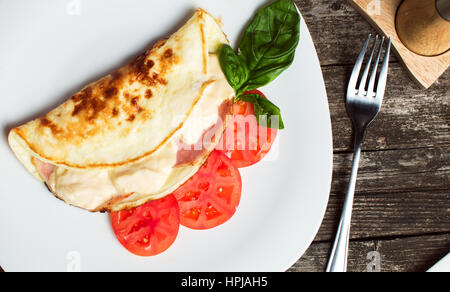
[8,9,234,212]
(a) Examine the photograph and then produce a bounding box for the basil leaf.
[238,0,300,92]
[219,44,248,92]
[238,94,285,129]
[218,0,300,130]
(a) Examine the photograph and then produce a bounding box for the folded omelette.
[8,9,234,212]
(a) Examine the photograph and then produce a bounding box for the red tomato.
[110,195,180,257]
[217,90,278,168]
[172,150,242,230]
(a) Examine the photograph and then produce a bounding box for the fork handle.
[326,131,364,272]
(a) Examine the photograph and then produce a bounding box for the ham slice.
[32,157,55,182]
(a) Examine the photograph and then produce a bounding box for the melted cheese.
[45,55,233,211]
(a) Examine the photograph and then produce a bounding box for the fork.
[326,35,391,272]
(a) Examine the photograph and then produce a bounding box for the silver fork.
[326,35,391,272]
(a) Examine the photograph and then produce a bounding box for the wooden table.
[288,0,450,272]
[1,0,448,273]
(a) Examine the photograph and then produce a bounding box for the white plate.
[428,253,450,272]
[0,0,332,272]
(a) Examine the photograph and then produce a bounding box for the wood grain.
[292,0,449,273]
[289,233,450,272]
[325,63,450,152]
[317,146,450,242]
[294,0,395,65]
[332,147,449,194]
[396,0,450,56]
[348,0,450,88]
[316,190,450,242]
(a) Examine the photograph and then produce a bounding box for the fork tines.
[348,34,392,99]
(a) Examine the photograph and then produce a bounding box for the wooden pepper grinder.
[396,0,450,56]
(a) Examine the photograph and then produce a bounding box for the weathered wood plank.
[332,147,449,194]
[324,63,450,152]
[289,233,450,272]
[294,0,450,273]
[315,190,450,242]
[294,0,396,66]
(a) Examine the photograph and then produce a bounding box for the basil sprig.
[219,0,300,129]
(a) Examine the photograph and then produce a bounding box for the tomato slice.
[110,195,180,257]
[217,90,278,168]
[172,150,242,230]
